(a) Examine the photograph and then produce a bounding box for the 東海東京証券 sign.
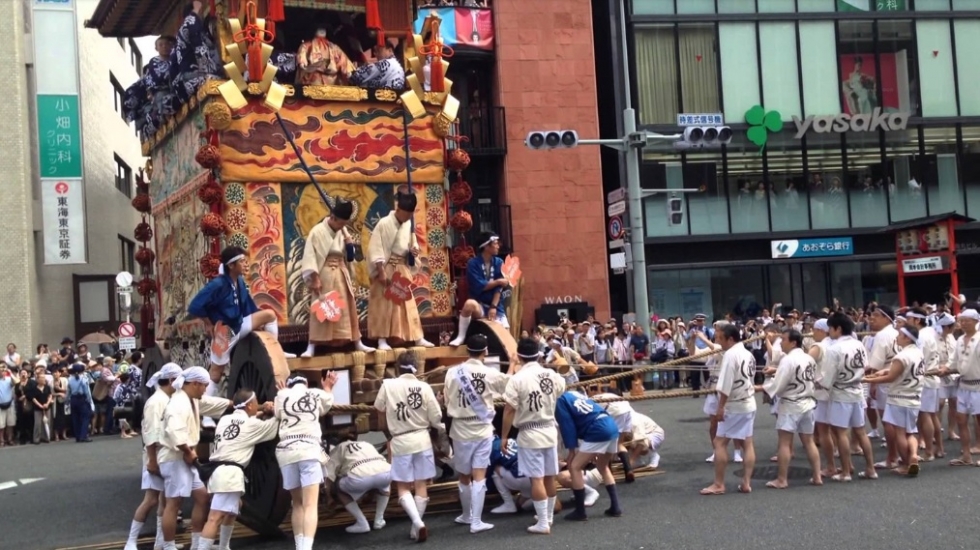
[771,237,854,259]
[37,94,82,179]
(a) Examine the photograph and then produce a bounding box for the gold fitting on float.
[441,93,460,122]
[405,73,424,102]
[264,82,286,111]
[224,62,248,91]
[258,63,278,94]
[229,19,243,41]
[408,56,423,78]
[225,43,246,74]
[260,43,274,67]
[218,79,248,110]
[399,90,426,120]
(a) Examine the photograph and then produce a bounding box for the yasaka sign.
[792,108,910,139]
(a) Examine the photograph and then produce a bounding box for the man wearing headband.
[188,246,296,424]
[760,329,822,489]
[449,231,510,347]
[300,199,375,357]
[444,334,512,533]
[554,389,621,520]
[366,191,435,351]
[700,321,744,465]
[933,313,959,442]
[905,308,943,462]
[324,426,392,534]
[936,309,980,466]
[867,305,899,469]
[500,338,566,535]
[200,388,278,550]
[159,366,233,550]
[864,324,924,477]
[809,319,839,477]
[274,372,339,550]
[123,362,183,550]
[374,352,445,543]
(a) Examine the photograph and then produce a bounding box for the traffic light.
[525,130,579,150]
[667,197,684,226]
[674,126,732,150]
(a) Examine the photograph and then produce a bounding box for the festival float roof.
[85,0,185,37]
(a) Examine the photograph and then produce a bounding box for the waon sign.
[890,213,973,310]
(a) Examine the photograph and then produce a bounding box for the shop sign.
[792,109,911,139]
[901,256,944,274]
[771,237,853,259]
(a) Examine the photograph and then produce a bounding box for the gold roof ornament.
[220,1,286,112]
[403,13,459,137]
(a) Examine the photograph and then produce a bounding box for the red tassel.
[366,0,382,29]
[430,58,444,92]
[247,42,262,83]
[377,30,385,47]
[267,0,285,21]
[266,20,275,36]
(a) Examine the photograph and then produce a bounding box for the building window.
[635,25,678,125]
[633,0,675,14]
[678,24,720,114]
[128,38,143,73]
[760,22,802,120]
[719,22,760,124]
[115,154,132,197]
[119,236,135,275]
[799,21,841,116]
[719,0,757,12]
[915,20,956,116]
[110,73,125,118]
[954,19,980,115]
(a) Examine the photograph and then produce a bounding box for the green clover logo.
[744,105,783,151]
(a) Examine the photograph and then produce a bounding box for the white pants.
[280,459,324,491]
[339,471,391,501]
[210,315,255,365]
[955,388,980,416]
[160,460,204,499]
[717,411,755,440]
[814,401,831,424]
[517,446,559,478]
[920,388,940,414]
[775,410,815,435]
[452,437,493,475]
[210,491,243,514]
[141,465,165,492]
[883,403,919,433]
[496,468,531,495]
[829,401,866,429]
[391,449,437,482]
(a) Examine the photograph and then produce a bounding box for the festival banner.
[414,6,494,51]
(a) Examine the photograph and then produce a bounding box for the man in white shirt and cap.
[274,372,338,550]
[762,329,822,488]
[374,352,445,543]
[123,362,184,550]
[500,338,566,534]
[936,308,980,466]
[159,367,234,550]
[323,427,392,534]
[867,305,899,468]
[809,319,838,477]
[444,334,511,533]
[933,312,958,445]
[199,388,279,550]
[904,307,942,461]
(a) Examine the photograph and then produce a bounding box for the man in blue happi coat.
[554,390,622,521]
[449,232,510,346]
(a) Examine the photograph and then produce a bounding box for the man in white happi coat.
[198,388,279,550]
[905,308,942,461]
[936,308,980,467]
[123,363,183,550]
[500,338,566,535]
[700,321,744,464]
[444,334,511,533]
[274,373,338,550]
[324,428,392,534]
[628,412,665,470]
[159,367,233,550]
[867,305,899,468]
[809,319,839,477]
[933,313,958,444]
[761,329,822,489]
[700,324,757,495]
[374,352,445,543]
[591,392,637,482]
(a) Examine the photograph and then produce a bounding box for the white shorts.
[209,316,254,365]
[452,437,493,475]
[612,414,632,434]
[495,468,531,495]
[0,404,15,429]
[920,388,940,414]
[339,472,391,501]
[280,459,324,491]
[703,394,719,417]
[814,401,831,424]
[875,386,888,411]
[210,491,243,515]
[391,449,437,482]
[883,403,919,433]
[578,438,619,455]
[160,460,204,499]
[940,384,959,400]
[141,466,165,492]
[775,410,815,435]
[828,401,866,429]
[717,411,755,440]
[517,446,559,478]
[955,388,980,416]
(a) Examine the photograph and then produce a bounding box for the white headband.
[958,309,980,321]
[517,351,541,360]
[174,366,210,390]
[905,312,926,319]
[479,235,499,249]
[234,392,256,410]
[938,313,956,327]
[147,362,183,389]
[899,327,919,344]
[287,375,308,388]
[813,319,829,332]
[398,362,417,374]
[218,254,246,275]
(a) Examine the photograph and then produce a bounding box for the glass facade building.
[618,0,980,319]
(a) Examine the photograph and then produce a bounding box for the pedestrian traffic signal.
[525,130,579,150]
[674,126,732,150]
[667,197,684,226]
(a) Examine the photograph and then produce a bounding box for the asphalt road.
[3,394,980,550]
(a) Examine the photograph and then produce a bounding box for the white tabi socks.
[546,496,556,525]
[491,474,518,514]
[218,524,233,550]
[455,484,472,524]
[399,494,426,542]
[190,533,200,550]
[196,537,213,550]
[344,502,371,534]
[293,534,304,550]
[355,340,376,353]
[528,500,550,534]
[449,316,472,346]
[416,337,435,348]
[301,343,316,358]
[468,479,494,533]
[124,520,143,550]
[374,492,390,529]
[377,338,392,351]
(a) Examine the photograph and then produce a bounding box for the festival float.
[88,0,523,536]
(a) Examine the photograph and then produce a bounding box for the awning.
[84,0,183,37]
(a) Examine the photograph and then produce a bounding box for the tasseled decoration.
[267,0,284,21]
[366,0,384,46]
[267,20,275,35]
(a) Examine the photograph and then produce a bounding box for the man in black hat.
[59,337,76,364]
[189,246,296,412]
[449,232,510,347]
[366,191,434,350]
[300,199,375,357]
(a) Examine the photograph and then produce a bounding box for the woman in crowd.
[30,367,53,444]
[52,367,70,441]
[15,369,33,444]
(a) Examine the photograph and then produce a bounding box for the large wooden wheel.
[228,332,292,537]
[466,319,518,367]
[140,345,170,401]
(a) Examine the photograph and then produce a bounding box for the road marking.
[0,477,45,491]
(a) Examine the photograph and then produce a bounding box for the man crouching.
[324,427,392,534]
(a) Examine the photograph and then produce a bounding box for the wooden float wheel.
[140,345,170,401]
[228,332,292,537]
[465,319,518,366]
